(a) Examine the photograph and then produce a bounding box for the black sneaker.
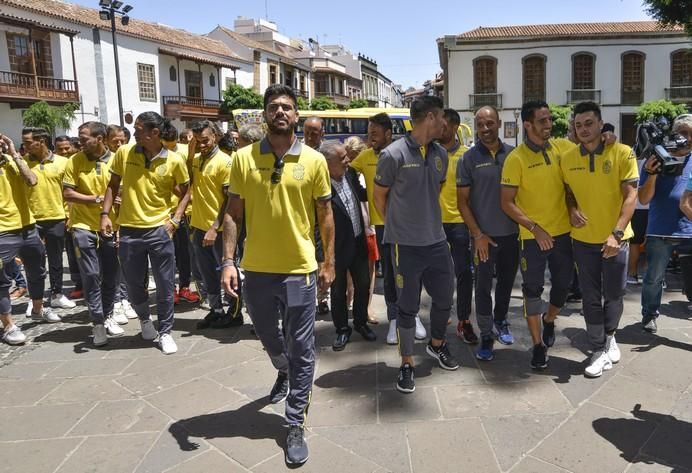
[269,372,289,403]
[425,341,459,370]
[530,343,549,370]
[566,292,582,303]
[210,314,244,329]
[396,363,415,393]
[542,314,556,347]
[317,301,330,315]
[285,425,308,465]
[196,309,222,329]
[642,315,658,333]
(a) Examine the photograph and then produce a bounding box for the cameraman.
[639,114,692,332]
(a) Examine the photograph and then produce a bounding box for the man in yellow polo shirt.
[561,101,638,378]
[439,108,476,344]
[186,120,240,329]
[100,112,190,355]
[0,133,58,345]
[500,100,575,370]
[221,85,334,465]
[23,128,76,310]
[63,121,124,346]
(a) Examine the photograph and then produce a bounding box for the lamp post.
[99,0,132,128]
[513,108,521,147]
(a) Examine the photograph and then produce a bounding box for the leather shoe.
[354,324,377,341]
[332,330,351,351]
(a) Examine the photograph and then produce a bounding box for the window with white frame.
[137,63,157,102]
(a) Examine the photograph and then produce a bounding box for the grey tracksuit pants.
[0,226,46,315]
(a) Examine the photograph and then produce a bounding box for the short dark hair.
[160,125,178,142]
[410,96,443,123]
[191,120,222,138]
[54,135,70,144]
[70,137,81,150]
[443,108,461,126]
[22,127,50,145]
[218,132,236,153]
[368,113,392,132]
[123,128,131,141]
[263,84,297,111]
[106,124,123,138]
[521,100,550,123]
[573,101,602,121]
[78,121,108,139]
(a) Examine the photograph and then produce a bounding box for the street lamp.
[99,0,132,127]
[513,108,521,147]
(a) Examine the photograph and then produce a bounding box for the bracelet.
[472,232,484,240]
[99,211,109,216]
[528,223,537,232]
[217,261,235,270]
[221,257,234,264]
[168,217,180,228]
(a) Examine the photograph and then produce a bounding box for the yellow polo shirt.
[501,138,574,240]
[110,144,189,228]
[190,147,233,231]
[168,143,191,217]
[26,153,68,221]
[561,142,639,244]
[350,147,383,225]
[0,157,35,232]
[63,151,116,232]
[228,138,331,274]
[440,143,468,223]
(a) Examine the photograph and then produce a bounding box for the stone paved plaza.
[1,271,692,473]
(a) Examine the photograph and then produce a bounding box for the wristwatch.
[95,196,103,204]
[612,229,625,241]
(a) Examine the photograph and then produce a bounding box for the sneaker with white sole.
[414,316,426,340]
[140,319,158,340]
[25,300,33,318]
[105,317,124,336]
[120,300,138,319]
[111,308,128,325]
[50,293,76,309]
[159,333,177,354]
[386,319,398,345]
[93,324,108,346]
[605,334,621,364]
[584,350,613,378]
[2,325,26,345]
[31,307,61,323]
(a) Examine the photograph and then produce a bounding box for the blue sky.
[75,0,652,89]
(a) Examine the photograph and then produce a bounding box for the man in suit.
[322,141,377,350]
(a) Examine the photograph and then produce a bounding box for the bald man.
[303,117,324,151]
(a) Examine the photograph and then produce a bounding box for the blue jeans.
[641,237,692,317]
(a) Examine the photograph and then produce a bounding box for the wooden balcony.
[665,86,692,104]
[162,96,231,121]
[315,91,350,107]
[567,89,601,104]
[0,70,78,106]
[469,93,502,110]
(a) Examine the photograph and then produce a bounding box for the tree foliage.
[296,96,309,110]
[22,101,79,138]
[348,98,369,109]
[642,0,692,36]
[309,96,338,111]
[549,104,573,138]
[221,84,263,113]
[635,99,689,124]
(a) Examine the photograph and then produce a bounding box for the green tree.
[296,96,309,110]
[309,96,337,111]
[635,99,689,124]
[642,0,692,36]
[549,104,573,138]
[348,98,369,109]
[221,84,263,113]
[22,101,79,139]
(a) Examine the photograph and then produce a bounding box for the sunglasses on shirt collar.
[271,156,285,184]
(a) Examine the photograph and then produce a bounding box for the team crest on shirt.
[435,156,443,172]
[293,163,305,180]
[602,160,612,174]
[155,163,168,176]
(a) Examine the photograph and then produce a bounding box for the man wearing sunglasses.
[221,84,334,466]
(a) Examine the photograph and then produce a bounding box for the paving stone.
[378,387,442,423]
[510,456,572,473]
[640,417,692,471]
[0,361,63,380]
[308,390,378,427]
[134,422,211,473]
[16,339,108,362]
[47,358,133,378]
[0,438,82,473]
[0,378,63,406]
[117,356,218,396]
[625,456,684,472]
[437,381,569,419]
[313,423,411,473]
[55,432,158,473]
[534,402,656,473]
[208,359,282,401]
[406,419,501,472]
[481,413,568,471]
[620,345,692,392]
[591,374,681,415]
[145,378,244,419]
[40,377,135,404]
[165,450,248,473]
[670,390,692,423]
[69,399,170,435]
[0,402,93,440]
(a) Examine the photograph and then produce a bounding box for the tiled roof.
[0,0,247,64]
[453,21,685,41]
[0,11,78,35]
[214,25,309,70]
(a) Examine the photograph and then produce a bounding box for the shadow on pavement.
[616,322,692,353]
[593,403,692,472]
[658,300,692,320]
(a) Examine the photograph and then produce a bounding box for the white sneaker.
[50,293,76,309]
[25,300,33,318]
[92,324,108,346]
[111,307,128,325]
[120,300,138,319]
[584,350,613,378]
[105,317,124,336]
[606,335,621,364]
[147,276,156,291]
[386,320,398,345]
[2,325,26,345]
[140,318,157,340]
[159,333,177,354]
[415,316,427,340]
[31,307,61,323]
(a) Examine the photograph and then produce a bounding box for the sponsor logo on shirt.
[602,160,612,174]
